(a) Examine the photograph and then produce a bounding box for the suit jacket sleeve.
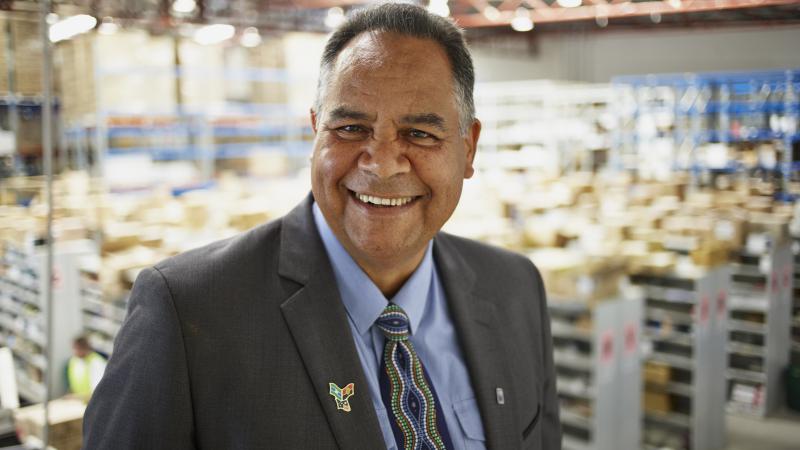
[533,262,562,449]
[83,267,196,449]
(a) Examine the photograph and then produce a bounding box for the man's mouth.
[349,190,420,208]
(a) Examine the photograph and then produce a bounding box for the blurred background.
[1,0,800,449]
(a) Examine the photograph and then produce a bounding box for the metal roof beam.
[454,0,800,27]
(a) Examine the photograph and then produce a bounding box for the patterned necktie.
[376,304,453,450]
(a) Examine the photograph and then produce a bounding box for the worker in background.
[67,336,106,399]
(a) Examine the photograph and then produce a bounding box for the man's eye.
[409,129,431,139]
[334,125,368,140]
[406,129,440,146]
[339,125,363,133]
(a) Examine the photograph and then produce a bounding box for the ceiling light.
[428,0,450,17]
[98,17,119,35]
[49,14,97,43]
[511,7,534,32]
[240,27,261,48]
[324,7,346,29]
[650,11,662,24]
[172,0,197,14]
[193,24,235,46]
[669,0,682,8]
[596,15,609,28]
[483,5,501,22]
[556,0,582,7]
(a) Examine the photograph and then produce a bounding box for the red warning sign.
[699,296,710,324]
[600,331,614,365]
[624,323,638,356]
[51,267,63,291]
[783,266,791,289]
[717,290,727,320]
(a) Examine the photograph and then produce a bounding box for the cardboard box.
[13,397,85,450]
[690,240,732,267]
[645,361,672,385]
[644,391,672,414]
[530,248,626,302]
[629,251,677,276]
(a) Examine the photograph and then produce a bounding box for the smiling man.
[83,4,560,450]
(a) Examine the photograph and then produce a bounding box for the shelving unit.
[77,255,131,357]
[83,109,311,184]
[549,296,642,450]
[58,31,312,187]
[612,69,800,186]
[474,80,614,175]
[0,239,95,403]
[631,266,729,450]
[726,239,794,416]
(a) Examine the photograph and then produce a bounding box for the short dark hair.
[315,3,475,134]
[74,335,91,350]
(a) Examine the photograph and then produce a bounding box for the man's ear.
[463,119,481,179]
[310,108,318,134]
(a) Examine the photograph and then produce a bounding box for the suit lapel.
[278,195,385,450]
[434,234,522,449]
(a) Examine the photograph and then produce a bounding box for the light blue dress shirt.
[312,202,487,450]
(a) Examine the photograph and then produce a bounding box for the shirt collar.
[312,201,433,337]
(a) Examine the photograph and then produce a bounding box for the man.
[83,4,560,449]
[67,335,107,399]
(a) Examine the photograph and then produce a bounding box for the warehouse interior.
[1,0,800,449]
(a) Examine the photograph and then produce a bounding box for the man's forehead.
[333,31,450,73]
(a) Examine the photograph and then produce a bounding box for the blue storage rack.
[612,69,800,188]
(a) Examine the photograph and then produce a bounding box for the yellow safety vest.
[68,352,104,396]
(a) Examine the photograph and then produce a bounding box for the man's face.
[311,32,479,270]
[73,344,89,358]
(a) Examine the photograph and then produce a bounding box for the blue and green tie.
[376,304,453,450]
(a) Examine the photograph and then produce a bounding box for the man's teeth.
[355,193,415,207]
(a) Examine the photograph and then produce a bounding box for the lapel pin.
[329,382,355,412]
[496,387,505,405]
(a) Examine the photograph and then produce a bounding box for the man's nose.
[357,135,411,179]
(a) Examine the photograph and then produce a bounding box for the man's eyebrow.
[400,113,447,132]
[326,106,374,122]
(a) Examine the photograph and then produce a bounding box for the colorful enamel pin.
[329,382,355,412]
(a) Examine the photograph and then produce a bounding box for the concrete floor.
[725,408,800,450]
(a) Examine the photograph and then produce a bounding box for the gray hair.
[314,3,475,135]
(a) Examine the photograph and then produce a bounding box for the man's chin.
[348,234,423,264]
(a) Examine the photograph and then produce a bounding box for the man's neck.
[353,248,427,299]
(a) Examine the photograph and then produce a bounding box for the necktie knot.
[376,304,410,341]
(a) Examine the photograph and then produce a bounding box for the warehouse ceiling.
[2,0,800,34]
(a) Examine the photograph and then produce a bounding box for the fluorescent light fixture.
[240,27,262,48]
[428,0,450,17]
[483,5,501,21]
[511,7,533,32]
[49,14,97,43]
[172,0,197,14]
[193,24,235,45]
[556,0,582,7]
[324,7,346,29]
[98,17,119,35]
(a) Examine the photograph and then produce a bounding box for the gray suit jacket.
[83,194,561,449]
